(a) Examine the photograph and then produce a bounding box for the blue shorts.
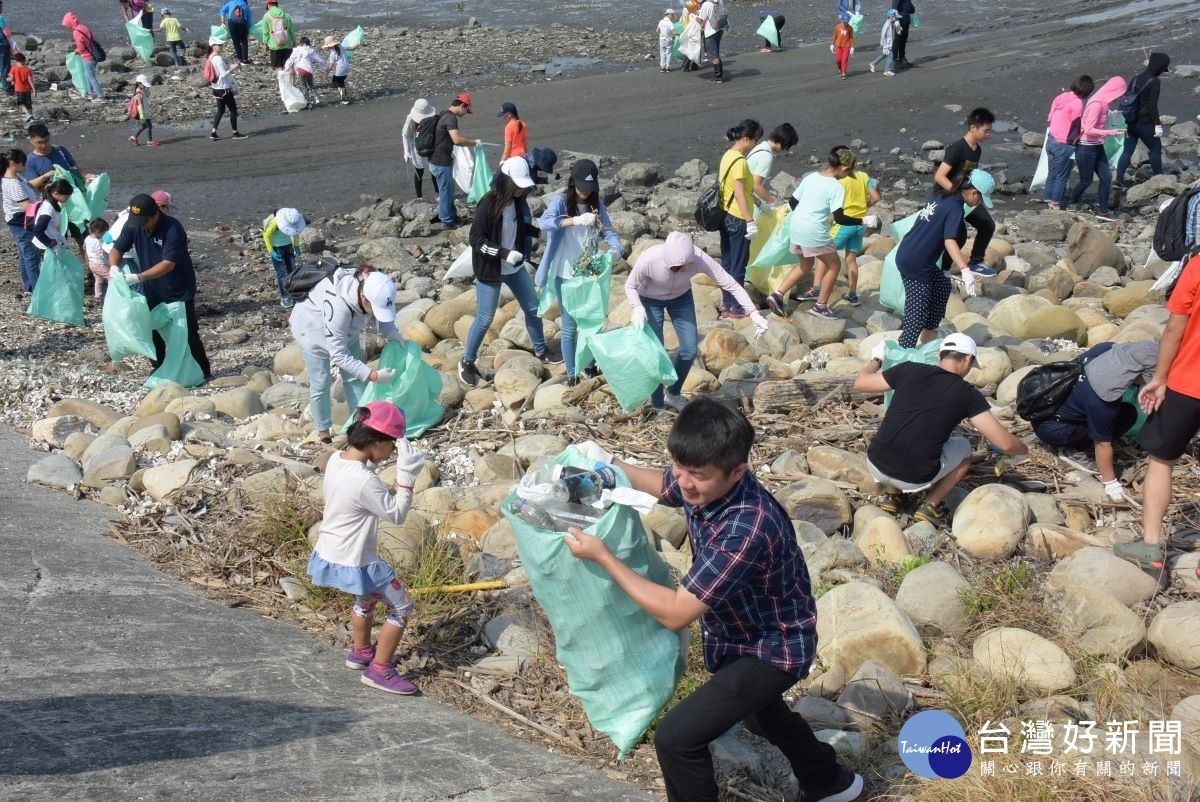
[832,224,864,253]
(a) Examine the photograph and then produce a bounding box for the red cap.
[455,92,473,112]
[150,189,172,207]
[360,401,406,440]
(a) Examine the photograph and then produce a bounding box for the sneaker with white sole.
[766,292,787,316]
[345,645,376,670]
[809,304,838,320]
[844,291,860,306]
[883,70,895,76]
[869,62,876,73]
[1059,448,1099,475]
[458,359,481,388]
[361,662,418,695]
[806,764,864,802]
[797,285,821,302]
[967,262,998,277]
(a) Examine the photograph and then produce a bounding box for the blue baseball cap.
[968,169,995,209]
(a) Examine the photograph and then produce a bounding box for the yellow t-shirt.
[160,17,183,42]
[718,149,753,221]
[830,172,871,238]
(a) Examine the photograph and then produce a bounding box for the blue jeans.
[1070,144,1111,214]
[8,222,40,292]
[719,212,750,310]
[429,163,456,224]
[1043,135,1075,205]
[1116,121,1162,184]
[554,275,583,377]
[301,339,365,433]
[870,50,893,72]
[168,40,186,67]
[270,244,298,303]
[0,43,11,94]
[83,58,103,98]
[643,291,698,406]
[464,271,545,363]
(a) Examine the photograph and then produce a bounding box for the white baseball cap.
[361,271,397,324]
[500,156,534,189]
[275,207,306,237]
[135,74,152,87]
[940,332,978,359]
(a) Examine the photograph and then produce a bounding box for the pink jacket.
[1046,90,1083,144]
[625,231,756,314]
[61,12,95,62]
[1078,76,1127,145]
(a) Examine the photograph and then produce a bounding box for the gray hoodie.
[1083,341,1158,402]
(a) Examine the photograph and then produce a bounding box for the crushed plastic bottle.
[506,497,604,531]
[507,498,557,529]
[555,465,618,504]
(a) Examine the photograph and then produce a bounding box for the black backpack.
[1016,346,1110,425]
[1152,186,1200,261]
[1116,76,1152,124]
[283,257,340,303]
[694,155,743,232]
[414,113,442,158]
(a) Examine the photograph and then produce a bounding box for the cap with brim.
[455,91,473,112]
[967,168,995,209]
[276,207,306,237]
[150,189,172,207]
[361,271,397,324]
[126,193,158,226]
[322,35,339,49]
[500,157,534,189]
[496,101,518,119]
[571,159,600,193]
[940,332,979,361]
[360,401,406,440]
[135,74,152,87]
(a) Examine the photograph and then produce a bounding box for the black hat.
[571,159,599,193]
[497,101,518,119]
[127,193,158,225]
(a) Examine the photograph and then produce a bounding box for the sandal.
[1113,539,1166,572]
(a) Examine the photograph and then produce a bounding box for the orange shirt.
[1165,253,1200,399]
[504,119,528,157]
[9,63,33,94]
[832,22,854,48]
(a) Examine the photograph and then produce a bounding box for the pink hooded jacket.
[1046,90,1083,144]
[1078,76,1127,145]
[625,231,756,314]
[61,12,96,62]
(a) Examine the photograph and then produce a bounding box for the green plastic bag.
[467,144,493,204]
[588,325,678,412]
[144,302,205,389]
[536,279,557,316]
[86,173,111,221]
[250,19,265,43]
[102,266,157,362]
[671,20,684,60]
[881,337,943,408]
[880,212,920,314]
[27,247,85,327]
[560,252,613,369]
[65,52,88,97]
[126,21,155,61]
[848,12,864,36]
[341,25,365,59]
[503,446,685,757]
[910,13,920,28]
[352,340,445,438]
[210,24,230,43]
[54,166,107,228]
[1120,386,1148,440]
[755,16,779,47]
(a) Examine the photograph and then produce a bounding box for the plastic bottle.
[543,500,604,529]
[507,498,557,529]
[554,465,618,504]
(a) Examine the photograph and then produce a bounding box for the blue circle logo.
[898,711,973,779]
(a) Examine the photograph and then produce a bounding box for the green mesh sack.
[848,12,864,36]
[102,267,156,361]
[341,25,365,59]
[27,247,85,327]
[250,20,265,42]
[144,302,205,389]
[1120,386,1148,440]
[65,53,88,96]
[881,337,944,409]
[588,324,678,412]
[536,279,557,316]
[503,446,685,757]
[210,25,230,43]
[560,252,613,369]
[879,211,919,314]
[755,15,779,47]
[126,21,155,61]
[467,144,493,204]
[351,340,445,438]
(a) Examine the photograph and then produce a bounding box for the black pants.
[413,166,426,199]
[762,15,785,48]
[941,204,994,268]
[149,297,211,378]
[895,14,912,62]
[227,21,250,63]
[654,655,838,802]
[212,90,238,132]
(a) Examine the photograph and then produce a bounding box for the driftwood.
[753,376,880,411]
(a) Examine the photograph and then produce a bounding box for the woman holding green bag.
[537,159,623,386]
[2,149,47,295]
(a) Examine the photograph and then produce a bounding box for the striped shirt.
[663,469,818,677]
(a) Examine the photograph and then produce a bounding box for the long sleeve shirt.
[1046,90,1083,143]
[1079,76,1127,145]
[313,453,413,568]
[536,193,624,287]
[288,269,402,380]
[625,232,755,314]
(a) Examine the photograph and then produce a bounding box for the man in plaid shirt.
[565,397,862,802]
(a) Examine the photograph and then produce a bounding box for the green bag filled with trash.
[588,324,678,412]
[103,267,157,362]
[85,172,111,221]
[560,251,613,369]
[848,12,864,36]
[1120,386,1148,440]
[879,211,921,314]
[881,337,943,409]
[671,20,684,60]
[144,302,205,389]
[755,15,779,47]
[250,19,265,42]
[467,144,493,204]
[503,446,686,757]
[28,247,85,327]
[210,24,230,43]
[65,53,88,96]
[351,340,445,438]
[341,25,365,59]
[126,20,155,61]
[536,279,557,316]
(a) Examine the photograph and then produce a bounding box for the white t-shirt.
[313,452,413,568]
[658,17,675,40]
[699,0,724,36]
[500,203,520,275]
[1,175,35,222]
[789,172,845,248]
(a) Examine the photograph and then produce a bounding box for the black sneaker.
[209,132,220,141]
[536,342,563,365]
[766,291,786,316]
[458,359,481,388]
[231,132,248,140]
[582,364,602,379]
[566,376,580,388]
[914,499,947,526]
[806,764,863,802]
[878,492,902,516]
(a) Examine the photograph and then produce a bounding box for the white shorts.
[868,436,972,493]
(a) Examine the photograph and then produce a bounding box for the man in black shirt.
[934,107,997,277]
[1115,52,1169,186]
[428,92,479,229]
[889,0,915,67]
[853,333,1026,524]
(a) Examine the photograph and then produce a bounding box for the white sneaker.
[869,62,875,73]
[883,71,895,76]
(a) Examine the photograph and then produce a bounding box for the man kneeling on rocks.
[853,333,1026,524]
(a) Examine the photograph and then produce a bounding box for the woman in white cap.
[128,74,159,147]
[263,206,306,308]
[401,98,437,203]
[289,265,406,442]
[459,157,554,388]
[205,37,247,140]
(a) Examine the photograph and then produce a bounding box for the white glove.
[1104,479,1125,502]
[871,341,886,363]
[882,48,890,55]
[574,440,613,465]
[863,214,880,228]
[745,222,759,239]
[750,311,769,340]
[476,140,499,148]
[829,45,835,53]
[960,268,978,297]
[393,440,426,489]
[505,250,524,265]
[1154,125,1164,137]
[630,307,647,330]
[849,47,855,55]
[572,212,596,227]
[123,271,143,285]
[373,368,396,384]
